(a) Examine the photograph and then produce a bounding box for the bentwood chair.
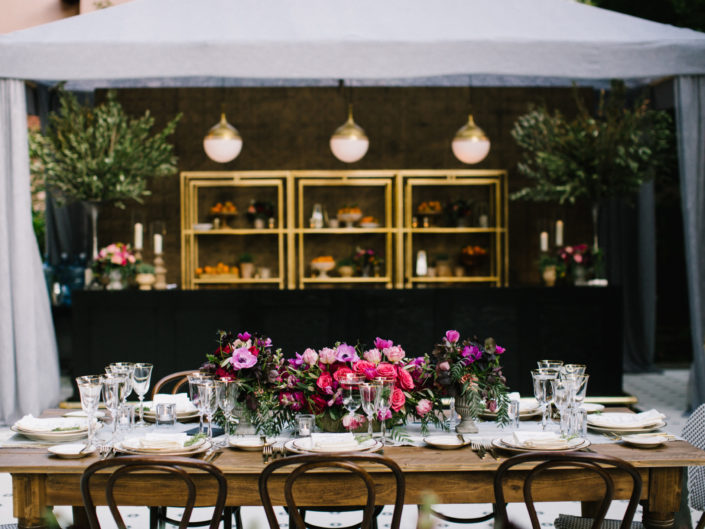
[151,370,197,398]
[81,456,227,529]
[493,452,642,529]
[259,454,406,529]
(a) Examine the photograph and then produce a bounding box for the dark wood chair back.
[259,453,405,529]
[493,451,642,529]
[151,370,198,398]
[81,456,227,529]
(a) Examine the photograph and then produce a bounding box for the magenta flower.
[445,330,460,343]
[237,332,251,342]
[335,343,359,362]
[496,345,506,355]
[230,347,257,370]
[374,337,393,350]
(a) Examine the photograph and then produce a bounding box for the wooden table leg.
[72,506,90,529]
[641,468,683,529]
[12,475,48,529]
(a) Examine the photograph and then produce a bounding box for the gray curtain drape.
[675,75,705,410]
[0,78,61,424]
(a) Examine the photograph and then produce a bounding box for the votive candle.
[154,233,163,254]
[134,223,143,250]
[540,231,549,252]
[555,220,564,246]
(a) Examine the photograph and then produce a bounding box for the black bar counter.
[70,286,622,396]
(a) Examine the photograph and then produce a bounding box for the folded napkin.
[587,409,665,428]
[152,393,198,413]
[519,398,539,412]
[14,415,87,432]
[511,431,570,449]
[310,432,361,452]
[138,433,190,450]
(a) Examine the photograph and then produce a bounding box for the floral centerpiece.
[431,330,510,428]
[558,244,601,284]
[91,242,137,288]
[280,338,444,436]
[202,330,289,436]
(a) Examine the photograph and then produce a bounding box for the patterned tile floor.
[0,369,697,529]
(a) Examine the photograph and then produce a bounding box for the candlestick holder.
[154,253,167,290]
[134,249,143,262]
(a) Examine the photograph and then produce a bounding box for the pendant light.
[452,84,490,164]
[203,107,242,163]
[330,81,369,163]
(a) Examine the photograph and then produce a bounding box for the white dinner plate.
[284,438,383,455]
[587,412,666,429]
[48,443,97,458]
[423,436,470,449]
[587,421,666,435]
[492,435,589,453]
[117,438,210,456]
[63,410,106,418]
[11,425,89,443]
[291,437,377,453]
[620,434,672,448]
[229,437,265,451]
[580,403,605,413]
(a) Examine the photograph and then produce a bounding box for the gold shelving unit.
[180,170,508,289]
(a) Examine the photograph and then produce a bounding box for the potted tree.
[28,87,181,259]
[511,81,673,254]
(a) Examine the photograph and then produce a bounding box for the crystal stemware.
[102,373,126,444]
[188,372,212,434]
[374,378,395,445]
[106,362,136,406]
[359,383,378,436]
[197,380,218,443]
[531,368,558,430]
[76,375,102,449]
[562,364,587,376]
[537,359,564,370]
[216,379,239,446]
[132,363,153,427]
[341,374,363,429]
[551,378,574,436]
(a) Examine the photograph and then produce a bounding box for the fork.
[470,440,486,459]
[481,439,499,460]
[262,443,272,463]
[98,444,113,460]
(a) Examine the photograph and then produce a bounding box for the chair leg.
[695,512,705,529]
[233,507,243,529]
[223,507,232,529]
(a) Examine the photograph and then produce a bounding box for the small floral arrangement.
[352,247,381,277]
[558,244,602,281]
[92,242,137,278]
[445,199,473,226]
[280,338,444,435]
[202,330,289,435]
[246,200,275,222]
[431,330,510,424]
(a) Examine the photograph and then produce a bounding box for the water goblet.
[359,383,378,436]
[107,362,136,405]
[341,374,363,429]
[76,375,102,449]
[188,372,212,434]
[197,380,218,443]
[102,373,126,443]
[131,363,153,427]
[551,378,573,436]
[531,368,558,430]
[216,379,239,446]
[562,364,587,376]
[374,378,395,445]
[537,359,564,370]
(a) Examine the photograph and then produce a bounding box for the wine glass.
[359,383,378,436]
[188,372,212,434]
[537,359,564,370]
[132,363,153,427]
[562,364,587,376]
[197,380,218,443]
[342,374,363,429]
[531,369,557,430]
[374,378,395,445]
[76,375,102,449]
[551,378,573,436]
[216,379,239,446]
[102,373,126,443]
[107,362,135,406]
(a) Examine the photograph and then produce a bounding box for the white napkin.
[152,393,198,413]
[519,398,539,412]
[587,409,665,428]
[511,431,570,449]
[14,415,87,432]
[138,433,190,450]
[310,433,360,452]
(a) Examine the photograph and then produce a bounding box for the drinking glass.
[508,399,521,430]
[568,374,590,407]
[537,360,564,370]
[297,414,315,437]
[342,374,363,428]
[107,362,136,405]
[551,378,573,435]
[531,369,557,430]
[374,378,395,445]
[562,364,587,376]
[216,379,239,446]
[132,363,153,427]
[447,397,458,431]
[102,373,126,443]
[188,372,212,434]
[76,375,102,449]
[197,380,218,442]
[359,383,378,436]
[155,403,176,428]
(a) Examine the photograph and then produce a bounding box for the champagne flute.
[188,372,212,434]
[102,373,125,444]
[374,378,395,445]
[76,375,102,450]
[197,380,218,443]
[132,363,153,427]
[216,379,239,446]
[531,369,557,431]
[359,383,378,436]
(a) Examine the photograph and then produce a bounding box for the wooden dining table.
[2,409,704,529]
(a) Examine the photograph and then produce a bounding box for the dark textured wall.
[96,86,594,286]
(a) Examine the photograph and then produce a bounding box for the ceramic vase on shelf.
[240,262,255,279]
[106,269,124,290]
[454,393,479,434]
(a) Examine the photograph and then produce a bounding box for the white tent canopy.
[1,0,705,82]
[0,0,704,423]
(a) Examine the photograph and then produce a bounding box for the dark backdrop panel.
[71,287,622,398]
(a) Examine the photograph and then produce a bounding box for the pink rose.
[376,363,397,380]
[374,337,394,350]
[342,413,365,430]
[574,254,583,264]
[319,347,336,364]
[301,348,319,365]
[397,367,414,390]
[316,372,334,394]
[333,367,354,383]
[445,330,460,343]
[363,348,382,364]
[383,345,405,363]
[390,387,406,412]
[438,361,450,371]
[353,360,377,380]
[415,399,433,417]
[111,255,123,265]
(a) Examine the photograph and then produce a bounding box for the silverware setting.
[98,444,114,460]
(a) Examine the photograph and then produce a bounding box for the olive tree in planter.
[510,81,673,253]
[28,88,181,259]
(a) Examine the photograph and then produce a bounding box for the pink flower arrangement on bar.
[91,242,136,278]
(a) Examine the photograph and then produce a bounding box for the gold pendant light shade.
[452,114,490,164]
[203,112,243,163]
[330,104,369,163]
